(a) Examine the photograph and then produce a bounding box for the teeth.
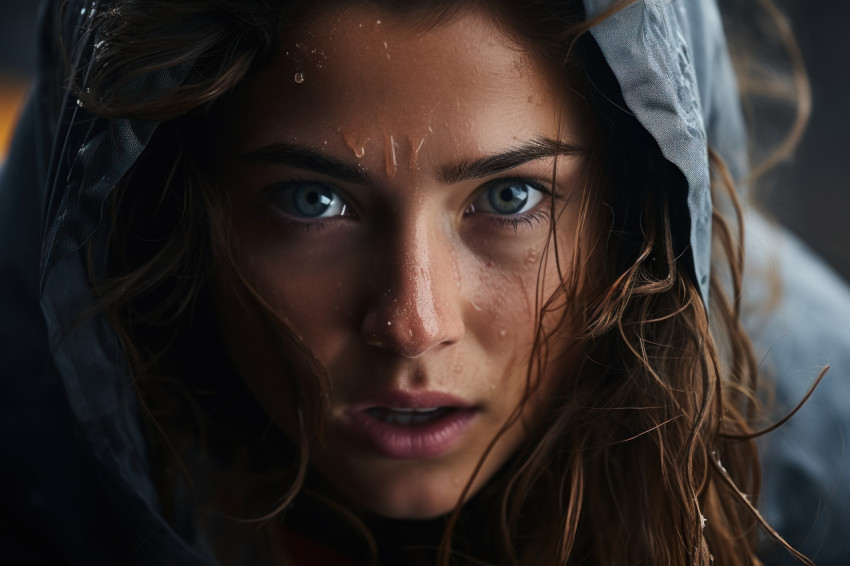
[365,407,452,426]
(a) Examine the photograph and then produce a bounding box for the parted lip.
[348,389,477,412]
[341,390,479,459]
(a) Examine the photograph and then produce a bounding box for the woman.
[0,0,844,564]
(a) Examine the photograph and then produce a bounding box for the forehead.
[218,4,585,161]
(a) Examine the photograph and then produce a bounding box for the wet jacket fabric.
[0,0,847,563]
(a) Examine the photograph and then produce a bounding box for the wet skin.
[213,5,592,519]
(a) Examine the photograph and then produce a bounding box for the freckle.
[513,59,524,78]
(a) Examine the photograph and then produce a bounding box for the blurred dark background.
[0,1,847,282]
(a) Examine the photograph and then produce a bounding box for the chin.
[314,456,479,521]
[356,485,462,521]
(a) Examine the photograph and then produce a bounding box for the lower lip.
[343,408,477,459]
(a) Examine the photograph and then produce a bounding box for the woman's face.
[213,5,591,519]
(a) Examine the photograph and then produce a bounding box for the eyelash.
[264,177,555,234]
[465,177,554,233]
[265,178,354,233]
[488,207,552,233]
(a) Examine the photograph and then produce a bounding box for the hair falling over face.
[79,0,817,564]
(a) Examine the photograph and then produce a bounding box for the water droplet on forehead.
[294,72,305,84]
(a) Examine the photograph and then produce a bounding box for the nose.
[360,219,465,358]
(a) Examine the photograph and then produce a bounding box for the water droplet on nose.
[354,146,366,158]
[294,72,305,84]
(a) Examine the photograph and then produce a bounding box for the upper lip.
[349,390,475,412]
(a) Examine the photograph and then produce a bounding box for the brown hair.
[78,0,812,564]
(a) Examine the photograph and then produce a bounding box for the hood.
[0,0,746,563]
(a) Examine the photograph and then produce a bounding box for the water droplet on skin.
[376,19,381,24]
[341,130,370,159]
[294,72,305,84]
[469,300,483,312]
[384,134,399,177]
[387,321,392,326]
[499,329,507,337]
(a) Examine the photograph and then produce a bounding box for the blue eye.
[270,181,347,219]
[471,179,546,215]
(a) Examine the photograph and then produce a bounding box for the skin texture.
[212,5,592,519]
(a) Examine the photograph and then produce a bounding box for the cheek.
[226,215,362,358]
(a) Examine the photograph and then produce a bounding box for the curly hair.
[78,0,813,564]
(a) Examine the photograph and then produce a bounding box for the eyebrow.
[439,137,584,184]
[240,143,370,184]
[240,136,583,185]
